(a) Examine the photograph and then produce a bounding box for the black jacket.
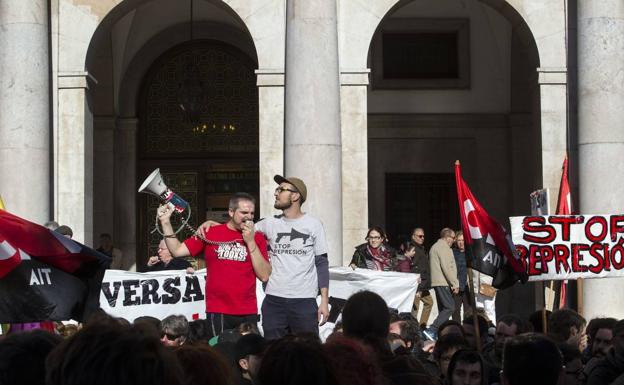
[147,257,191,271]
[410,244,430,291]
[586,348,624,385]
[350,243,398,271]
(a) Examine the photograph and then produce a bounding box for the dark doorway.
[137,40,259,269]
[385,173,459,249]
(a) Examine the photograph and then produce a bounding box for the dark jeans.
[206,312,259,339]
[431,286,456,331]
[452,285,473,321]
[261,294,318,339]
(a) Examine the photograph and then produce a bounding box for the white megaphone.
[138,168,189,213]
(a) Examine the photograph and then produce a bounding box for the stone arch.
[118,21,257,118]
[83,0,263,265]
[339,0,546,70]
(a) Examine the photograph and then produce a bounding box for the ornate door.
[137,40,259,270]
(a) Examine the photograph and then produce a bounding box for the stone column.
[256,69,285,219]
[114,118,138,271]
[284,0,342,266]
[578,1,624,320]
[57,71,95,245]
[0,0,50,222]
[340,69,370,265]
[537,68,568,212]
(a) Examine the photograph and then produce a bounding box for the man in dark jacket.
[586,319,624,385]
[146,239,193,271]
[451,231,472,321]
[409,228,433,329]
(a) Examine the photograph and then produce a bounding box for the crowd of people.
[2,174,624,384]
[2,292,623,385]
[348,225,496,339]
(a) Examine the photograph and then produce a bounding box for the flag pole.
[467,268,482,352]
[455,160,482,351]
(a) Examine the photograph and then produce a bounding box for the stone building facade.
[1,0,622,320]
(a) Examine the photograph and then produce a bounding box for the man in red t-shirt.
[157,192,271,337]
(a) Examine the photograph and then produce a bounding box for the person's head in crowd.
[0,329,62,385]
[187,319,210,344]
[402,242,417,260]
[157,239,174,265]
[342,291,390,339]
[448,349,485,385]
[134,316,162,336]
[454,231,465,252]
[257,337,338,385]
[440,227,456,247]
[46,318,183,385]
[613,319,624,356]
[43,220,60,230]
[394,319,422,352]
[99,233,113,251]
[55,225,73,239]
[411,227,425,247]
[500,333,563,385]
[559,343,585,385]
[549,309,587,351]
[494,314,531,357]
[462,313,489,350]
[388,333,406,352]
[160,314,189,347]
[529,309,551,333]
[238,322,259,335]
[365,226,387,250]
[433,334,469,380]
[235,333,266,384]
[322,335,383,385]
[439,320,466,339]
[175,343,235,385]
[586,317,616,358]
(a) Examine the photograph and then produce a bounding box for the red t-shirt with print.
[184,224,269,315]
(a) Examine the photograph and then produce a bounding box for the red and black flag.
[455,161,528,289]
[0,209,111,322]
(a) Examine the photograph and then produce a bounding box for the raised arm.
[157,204,191,258]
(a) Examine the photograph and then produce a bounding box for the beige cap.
[274,175,307,203]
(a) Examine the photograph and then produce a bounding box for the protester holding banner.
[146,239,192,272]
[349,226,399,271]
[157,192,270,338]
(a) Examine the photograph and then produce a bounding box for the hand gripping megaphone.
[138,168,193,236]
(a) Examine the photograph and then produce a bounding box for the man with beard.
[159,192,271,337]
[196,176,330,338]
[584,317,616,362]
[253,175,330,339]
[586,319,624,385]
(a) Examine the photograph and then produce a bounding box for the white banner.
[326,267,418,312]
[100,269,207,322]
[510,215,624,281]
[100,268,419,323]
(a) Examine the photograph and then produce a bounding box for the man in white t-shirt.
[254,175,330,339]
[197,175,330,339]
